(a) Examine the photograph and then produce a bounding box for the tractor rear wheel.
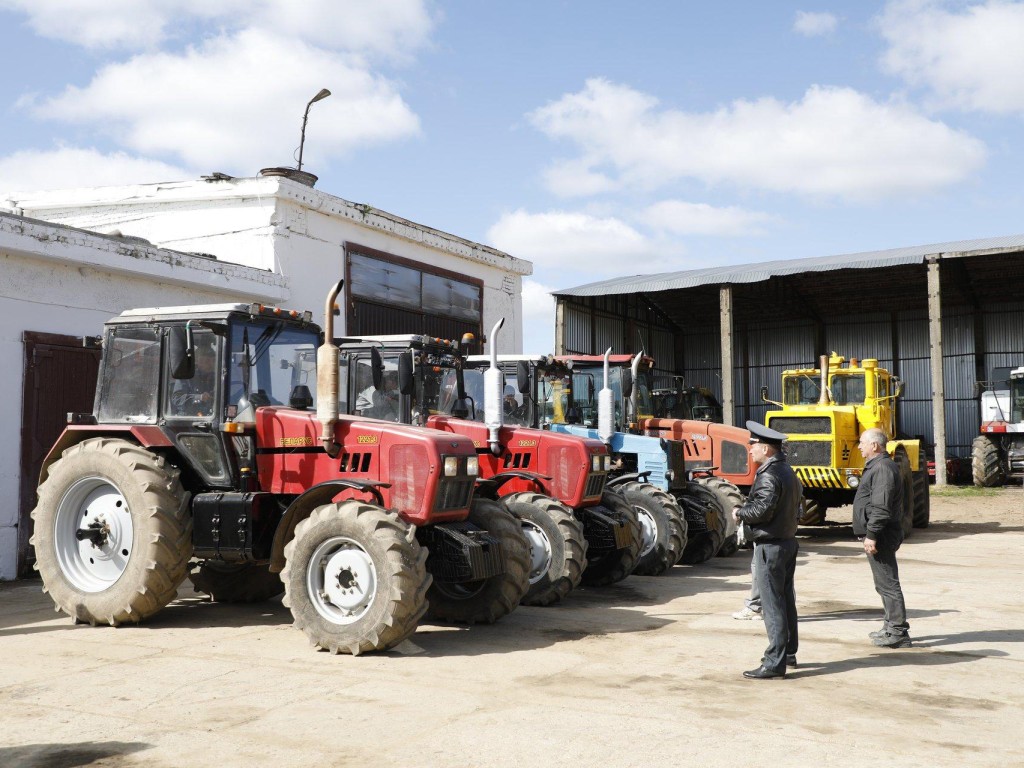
[31,437,192,626]
[678,480,727,565]
[580,489,643,586]
[426,498,530,624]
[798,498,828,526]
[502,492,587,606]
[912,460,931,528]
[972,435,1005,488]
[189,561,284,603]
[693,477,745,558]
[282,500,429,655]
[893,450,915,539]
[616,482,685,576]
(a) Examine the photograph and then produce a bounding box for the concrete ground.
[1,487,1021,768]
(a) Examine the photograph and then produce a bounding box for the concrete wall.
[0,212,288,579]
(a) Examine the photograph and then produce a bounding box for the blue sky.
[2,1,1023,351]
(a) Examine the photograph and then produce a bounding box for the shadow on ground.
[0,741,150,768]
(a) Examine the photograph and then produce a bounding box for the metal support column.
[554,299,565,355]
[927,258,947,486]
[720,285,735,426]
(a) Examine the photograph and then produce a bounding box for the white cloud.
[794,11,839,36]
[0,0,434,57]
[529,78,986,201]
[879,0,1024,113]
[542,159,616,198]
[0,147,190,196]
[639,200,777,236]
[487,208,676,277]
[30,29,421,172]
[520,279,556,352]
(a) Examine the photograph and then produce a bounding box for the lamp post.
[297,88,331,172]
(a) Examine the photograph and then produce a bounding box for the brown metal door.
[18,332,101,576]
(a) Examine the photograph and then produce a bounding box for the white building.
[0,175,532,580]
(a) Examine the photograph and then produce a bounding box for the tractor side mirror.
[398,351,415,396]
[621,370,633,399]
[370,347,384,390]
[169,326,194,379]
[517,361,531,394]
[587,377,595,402]
[760,385,769,402]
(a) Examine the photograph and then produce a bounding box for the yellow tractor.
[761,353,929,533]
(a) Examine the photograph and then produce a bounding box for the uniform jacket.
[735,454,802,542]
[852,453,904,550]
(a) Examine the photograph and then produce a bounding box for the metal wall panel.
[650,328,675,371]
[594,313,624,353]
[825,313,892,362]
[563,304,591,354]
[983,302,1024,352]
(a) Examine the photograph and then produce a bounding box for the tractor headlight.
[466,456,479,476]
[444,456,459,477]
[848,475,860,488]
[592,455,602,472]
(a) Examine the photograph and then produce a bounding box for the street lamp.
[296,88,331,172]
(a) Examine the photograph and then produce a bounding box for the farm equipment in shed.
[333,321,651,604]
[972,365,1024,486]
[762,352,929,531]
[31,281,530,655]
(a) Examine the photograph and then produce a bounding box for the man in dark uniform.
[853,428,911,648]
[732,420,803,679]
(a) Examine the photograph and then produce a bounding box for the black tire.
[893,449,915,539]
[678,480,727,565]
[31,437,192,625]
[695,477,745,558]
[912,460,931,528]
[426,498,530,624]
[798,497,828,526]
[616,482,685,576]
[189,561,284,603]
[972,435,1005,488]
[580,489,643,586]
[502,492,587,606]
[282,500,429,655]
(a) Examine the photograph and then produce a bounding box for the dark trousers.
[754,539,798,672]
[867,547,909,636]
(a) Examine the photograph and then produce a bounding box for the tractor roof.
[111,302,315,326]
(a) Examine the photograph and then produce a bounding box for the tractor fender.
[474,470,553,499]
[269,479,390,573]
[38,425,175,486]
[887,439,921,471]
[606,472,651,488]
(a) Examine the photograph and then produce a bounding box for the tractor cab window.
[783,375,820,405]
[226,322,320,414]
[438,367,484,422]
[96,326,161,423]
[830,373,865,406]
[167,330,220,419]
[1011,377,1024,423]
[634,369,656,420]
[349,354,400,422]
[877,375,889,399]
[552,364,625,428]
[500,372,530,426]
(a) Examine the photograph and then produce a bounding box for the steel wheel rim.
[634,506,657,557]
[520,519,553,584]
[307,536,377,625]
[54,476,135,593]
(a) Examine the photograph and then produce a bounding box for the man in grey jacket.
[852,428,911,648]
[732,421,803,679]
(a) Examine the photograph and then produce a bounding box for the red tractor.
[31,282,529,655]
[335,320,671,605]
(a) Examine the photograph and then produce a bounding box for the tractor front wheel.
[502,492,587,607]
[282,501,429,655]
[617,482,685,576]
[893,450,915,539]
[426,498,530,624]
[580,489,643,586]
[972,435,1005,488]
[31,437,192,626]
[798,498,828,526]
[912,460,931,528]
[678,481,727,565]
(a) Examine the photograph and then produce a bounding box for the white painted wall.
[0,212,288,579]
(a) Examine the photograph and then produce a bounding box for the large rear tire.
[282,500,429,655]
[189,561,284,603]
[893,449,915,539]
[425,498,530,624]
[798,497,828,526]
[502,492,587,606]
[972,435,1005,488]
[580,489,643,586]
[678,480,727,565]
[31,437,192,626]
[616,482,685,576]
[912,460,931,528]
[694,477,744,558]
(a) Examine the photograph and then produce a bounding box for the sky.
[1,1,1023,352]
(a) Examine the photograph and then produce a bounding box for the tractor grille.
[768,416,832,435]
[784,440,832,467]
[796,467,846,489]
[435,478,474,511]
[584,472,606,499]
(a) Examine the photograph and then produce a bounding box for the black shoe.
[786,654,798,668]
[872,633,912,649]
[743,666,786,680]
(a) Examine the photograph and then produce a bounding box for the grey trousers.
[744,552,762,611]
[867,547,909,636]
[754,539,799,672]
